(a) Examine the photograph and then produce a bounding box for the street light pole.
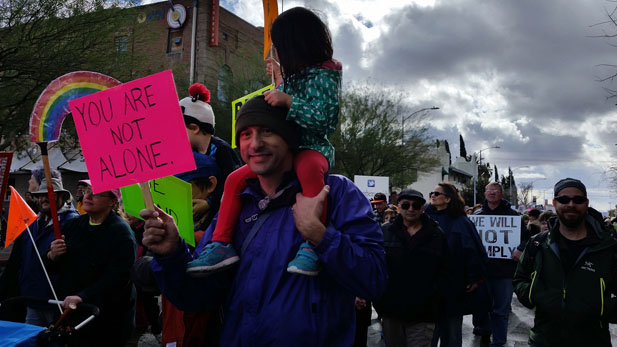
[401,106,439,143]
[473,146,500,205]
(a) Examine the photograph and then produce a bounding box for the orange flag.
[5,186,37,247]
[263,0,278,60]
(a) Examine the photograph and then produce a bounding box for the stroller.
[0,296,99,347]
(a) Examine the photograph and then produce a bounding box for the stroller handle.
[1,296,100,317]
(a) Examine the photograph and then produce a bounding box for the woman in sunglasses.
[424,182,488,347]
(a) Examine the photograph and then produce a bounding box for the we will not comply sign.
[468,215,521,259]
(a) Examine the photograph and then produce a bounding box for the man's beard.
[557,208,586,228]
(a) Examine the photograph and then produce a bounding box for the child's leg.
[294,150,329,224]
[212,164,256,243]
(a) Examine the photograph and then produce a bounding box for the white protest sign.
[468,215,521,259]
[353,175,389,201]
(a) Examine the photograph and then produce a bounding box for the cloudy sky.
[151,0,617,211]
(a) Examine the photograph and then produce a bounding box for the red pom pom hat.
[179,83,215,128]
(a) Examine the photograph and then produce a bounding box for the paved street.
[134,293,617,347]
[367,294,617,347]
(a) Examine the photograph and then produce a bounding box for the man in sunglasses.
[471,182,527,346]
[374,189,448,347]
[514,178,617,347]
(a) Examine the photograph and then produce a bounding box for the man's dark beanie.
[554,178,587,196]
[235,95,299,150]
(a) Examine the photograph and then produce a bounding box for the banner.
[121,175,195,246]
[209,0,219,46]
[469,215,522,259]
[0,153,12,214]
[230,85,274,148]
[69,70,195,193]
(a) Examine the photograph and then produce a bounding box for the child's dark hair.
[191,177,214,192]
[271,7,333,79]
[184,117,215,136]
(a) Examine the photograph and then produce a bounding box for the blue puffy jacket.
[152,174,387,346]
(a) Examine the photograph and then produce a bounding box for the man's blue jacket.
[152,174,387,346]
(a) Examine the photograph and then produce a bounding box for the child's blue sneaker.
[286,241,320,276]
[186,242,239,276]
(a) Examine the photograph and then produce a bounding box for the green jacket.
[281,61,342,168]
[513,214,617,347]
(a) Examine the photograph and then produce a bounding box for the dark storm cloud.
[348,0,617,123]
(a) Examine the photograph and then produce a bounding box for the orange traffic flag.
[5,186,37,248]
[263,0,278,60]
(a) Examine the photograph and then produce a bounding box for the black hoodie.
[373,213,449,322]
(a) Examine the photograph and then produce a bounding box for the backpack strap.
[240,211,273,255]
[526,230,549,263]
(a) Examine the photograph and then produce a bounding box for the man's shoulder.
[422,214,445,235]
[325,174,353,190]
[325,174,365,200]
[60,208,80,221]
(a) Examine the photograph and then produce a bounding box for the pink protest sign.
[69,70,195,193]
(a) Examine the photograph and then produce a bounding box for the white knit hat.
[179,83,215,128]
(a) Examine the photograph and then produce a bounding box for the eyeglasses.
[429,191,443,197]
[83,187,113,199]
[400,201,423,211]
[485,189,501,194]
[554,195,587,205]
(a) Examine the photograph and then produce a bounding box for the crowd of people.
[0,6,617,347]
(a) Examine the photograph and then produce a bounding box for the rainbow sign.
[30,71,121,143]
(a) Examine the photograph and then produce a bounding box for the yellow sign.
[231,85,274,148]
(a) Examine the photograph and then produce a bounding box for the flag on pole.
[263,0,278,60]
[5,186,37,248]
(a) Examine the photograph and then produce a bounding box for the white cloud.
[215,0,617,211]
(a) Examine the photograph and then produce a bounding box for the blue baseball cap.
[174,152,219,183]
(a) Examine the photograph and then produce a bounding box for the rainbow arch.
[30,71,121,143]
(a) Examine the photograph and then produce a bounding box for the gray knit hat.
[235,95,299,150]
[554,178,587,196]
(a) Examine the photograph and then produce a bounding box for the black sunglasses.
[429,191,443,197]
[554,195,587,205]
[400,200,423,211]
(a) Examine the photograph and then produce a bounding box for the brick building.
[6,0,265,204]
[120,0,264,94]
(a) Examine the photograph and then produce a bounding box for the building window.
[167,29,183,53]
[217,65,232,102]
[115,35,128,52]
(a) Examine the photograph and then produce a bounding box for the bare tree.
[590,2,617,99]
[518,182,534,208]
